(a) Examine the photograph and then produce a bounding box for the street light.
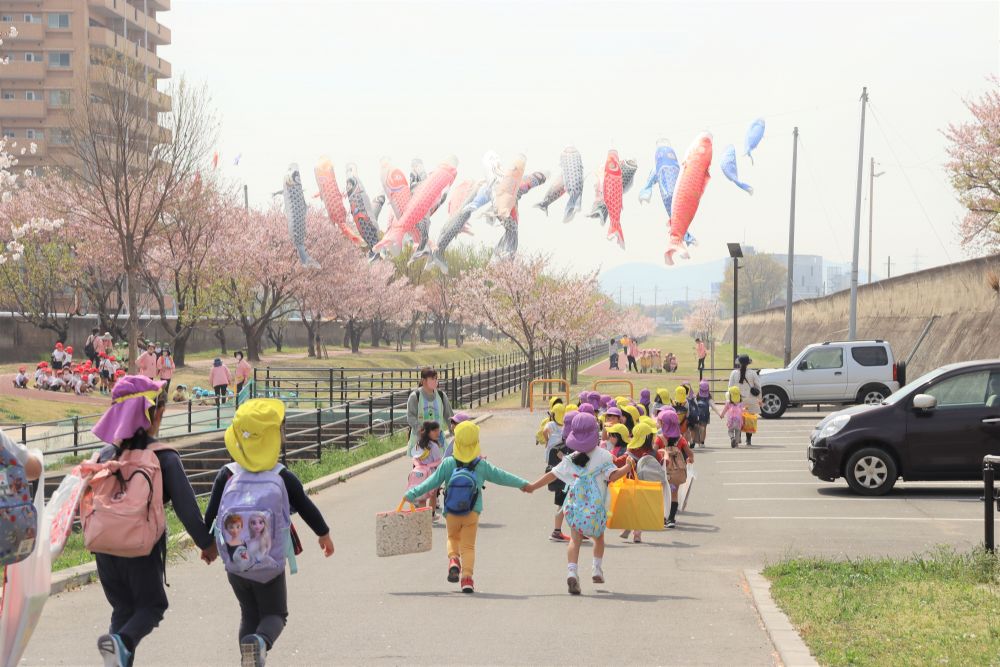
[728,243,744,366]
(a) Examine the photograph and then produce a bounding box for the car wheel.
[760,387,787,419]
[845,447,898,496]
[857,383,890,406]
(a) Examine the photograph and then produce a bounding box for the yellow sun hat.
[550,403,566,426]
[728,386,742,403]
[225,398,285,472]
[605,423,630,442]
[623,404,641,427]
[656,388,670,404]
[548,396,564,409]
[674,386,688,404]
[614,396,629,408]
[452,421,482,463]
[628,422,655,450]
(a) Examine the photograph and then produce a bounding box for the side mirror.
[797,361,808,371]
[912,394,937,411]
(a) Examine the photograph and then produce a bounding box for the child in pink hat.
[526,412,630,595]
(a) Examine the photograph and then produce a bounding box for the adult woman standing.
[234,351,253,396]
[156,348,175,393]
[406,367,454,457]
[209,358,233,406]
[728,354,761,445]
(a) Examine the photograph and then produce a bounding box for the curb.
[744,569,818,667]
[49,413,493,595]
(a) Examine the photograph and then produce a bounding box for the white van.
[758,341,903,419]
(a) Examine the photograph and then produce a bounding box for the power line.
[795,137,849,261]
[866,101,952,262]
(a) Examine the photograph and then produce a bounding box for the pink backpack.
[80,444,171,557]
[406,459,439,503]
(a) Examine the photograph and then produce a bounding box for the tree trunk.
[342,327,350,349]
[521,350,537,408]
[347,320,366,354]
[244,324,263,362]
[214,327,228,356]
[571,344,580,384]
[559,342,568,380]
[267,324,284,353]
[126,265,140,374]
[171,330,192,367]
[370,320,382,348]
[304,319,317,358]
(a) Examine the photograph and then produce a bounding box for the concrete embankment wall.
[723,254,1000,377]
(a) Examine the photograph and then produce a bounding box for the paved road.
[23,408,986,665]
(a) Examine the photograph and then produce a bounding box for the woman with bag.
[406,367,454,457]
[729,355,761,446]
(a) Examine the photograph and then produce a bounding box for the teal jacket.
[405,456,528,515]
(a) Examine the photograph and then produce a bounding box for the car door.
[792,347,847,400]
[905,369,1000,477]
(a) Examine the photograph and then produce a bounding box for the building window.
[25,129,42,140]
[1,15,13,22]
[22,14,40,24]
[24,90,38,101]
[48,52,70,68]
[1,91,12,100]
[48,90,70,107]
[47,13,70,29]
[3,131,15,139]
[25,52,43,63]
[50,128,69,145]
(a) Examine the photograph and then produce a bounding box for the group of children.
[21,357,125,395]
[609,346,679,374]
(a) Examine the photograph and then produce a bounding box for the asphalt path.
[23,408,987,665]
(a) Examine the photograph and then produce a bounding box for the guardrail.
[984,455,1000,552]
[528,379,569,413]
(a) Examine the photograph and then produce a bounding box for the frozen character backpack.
[80,444,172,558]
[214,463,295,584]
[564,461,608,539]
[443,458,480,516]
[407,455,440,503]
[0,440,38,566]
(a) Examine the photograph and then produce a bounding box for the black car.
[808,360,1000,495]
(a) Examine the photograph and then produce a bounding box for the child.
[204,398,334,667]
[63,345,73,369]
[604,423,630,457]
[13,366,27,389]
[409,420,444,515]
[672,386,690,435]
[638,388,651,415]
[172,384,190,403]
[721,386,745,448]
[615,422,667,543]
[656,409,694,528]
[690,380,718,447]
[51,342,65,370]
[535,396,563,448]
[622,404,640,436]
[87,376,214,667]
[546,429,571,542]
[404,421,530,594]
[443,412,470,458]
[541,403,565,460]
[525,413,630,595]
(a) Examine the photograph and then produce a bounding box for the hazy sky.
[162,1,998,284]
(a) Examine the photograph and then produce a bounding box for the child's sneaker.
[97,634,131,667]
[592,567,605,584]
[666,518,677,528]
[619,529,631,540]
[460,577,474,594]
[549,529,570,542]
[567,576,582,595]
[240,634,267,667]
[447,558,460,583]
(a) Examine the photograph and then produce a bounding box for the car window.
[851,346,888,366]
[987,372,1000,408]
[802,348,843,370]
[924,370,992,408]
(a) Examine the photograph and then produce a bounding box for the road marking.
[716,459,806,463]
[734,516,979,522]
[728,496,976,501]
[724,482,824,486]
[720,469,806,474]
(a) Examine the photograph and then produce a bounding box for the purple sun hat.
[563,409,579,433]
[586,391,601,410]
[599,394,612,408]
[640,388,651,402]
[578,403,596,415]
[92,374,167,445]
[657,408,681,439]
[565,412,599,453]
[578,391,589,404]
[605,406,623,418]
[698,380,711,398]
[450,411,472,425]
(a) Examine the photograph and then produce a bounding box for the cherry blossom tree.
[684,299,721,343]
[944,76,1000,255]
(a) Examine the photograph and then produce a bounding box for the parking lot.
[684,408,986,567]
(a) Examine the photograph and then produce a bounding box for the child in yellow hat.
[720,386,745,448]
[204,398,335,666]
[404,421,531,594]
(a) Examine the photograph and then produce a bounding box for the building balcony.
[88,26,171,79]
[0,21,44,42]
[89,65,172,112]
[0,61,45,80]
[88,0,171,46]
[0,99,45,119]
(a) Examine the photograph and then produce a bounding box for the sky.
[162,0,998,286]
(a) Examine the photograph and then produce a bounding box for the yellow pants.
[446,511,480,577]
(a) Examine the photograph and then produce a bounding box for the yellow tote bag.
[607,477,665,531]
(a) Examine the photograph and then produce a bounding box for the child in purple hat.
[656,409,695,528]
[526,413,630,595]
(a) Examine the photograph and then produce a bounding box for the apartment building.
[0,0,170,168]
[772,253,825,301]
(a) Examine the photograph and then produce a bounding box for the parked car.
[758,340,904,419]
[807,360,1000,495]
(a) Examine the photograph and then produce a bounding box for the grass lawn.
[53,431,408,572]
[764,549,1000,666]
[0,394,94,424]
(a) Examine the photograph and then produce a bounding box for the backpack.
[407,460,435,502]
[686,397,703,426]
[80,444,172,558]
[692,397,711,424]
[0,441,38,566]
[443,458,480,516]
[635,453,668,486]
[214,463,294,584]
[564,464,607,538]
[665,446,688,486]
[84,335,96,358]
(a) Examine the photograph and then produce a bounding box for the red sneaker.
[549,530,570,542]
[460,577,474,594]
[447,558,460,583]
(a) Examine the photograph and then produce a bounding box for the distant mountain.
[599,259,729,304]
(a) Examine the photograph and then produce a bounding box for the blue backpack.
[564,466,607,539]
[692,396,711,424]
[444,458,481,515]
[0,438,38,566]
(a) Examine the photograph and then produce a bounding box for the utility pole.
[784,127,799,366]
[868,157,885,284]
[885,256,893,279]
[653,285,658,327]
[848,86,868,341]
[244,184,249,212]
